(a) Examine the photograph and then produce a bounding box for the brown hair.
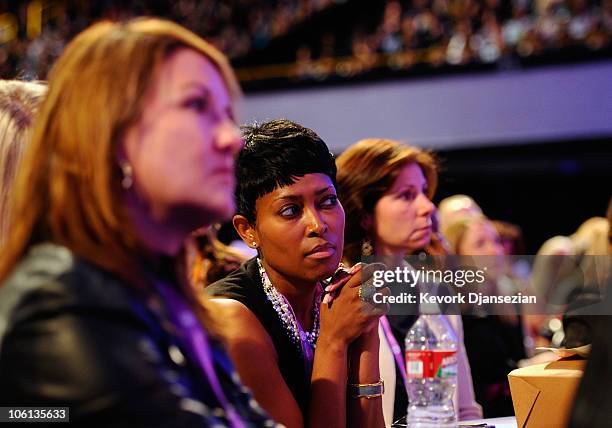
[336,138,438,265]
[0,80,46,247]
[0,19,241,330]
[189,227,248,288]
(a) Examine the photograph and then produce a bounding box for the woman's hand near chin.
[307,263,388,428]
[318,262,389,348]
[319,262,388,428]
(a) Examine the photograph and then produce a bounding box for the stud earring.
[361,238,373,257]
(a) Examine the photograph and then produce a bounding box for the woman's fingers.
[322,274,352,304]
[325,274,351,293]
[347,262,387,288]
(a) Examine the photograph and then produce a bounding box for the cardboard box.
[508,359,586,428]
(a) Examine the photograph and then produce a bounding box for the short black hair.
[236,119,337,224]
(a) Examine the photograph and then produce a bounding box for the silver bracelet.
[348,379,384,399]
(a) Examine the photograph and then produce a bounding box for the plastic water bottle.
[405,310,458,428]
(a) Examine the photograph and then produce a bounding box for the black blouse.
[207,258,311,415]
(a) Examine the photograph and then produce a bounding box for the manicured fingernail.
[349,263,362,274]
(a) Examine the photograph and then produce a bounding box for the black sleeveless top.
[206,258,311,415]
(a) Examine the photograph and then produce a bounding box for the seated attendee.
[207,119,386,428]
[492,220,526,256]
[570,216,610,288]
[492,219,547,351]
[0,18,276,426]
[569,197,612,428]
[0,80,46,247]
[438,194,483,230]
[532,219,608,350]
[443,216,526,417]
[336,138,482,426]
[555,215,610,366]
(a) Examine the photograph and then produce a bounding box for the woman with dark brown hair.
[337,139,438,268]
[0,18,276,426]
[336,138,481,426]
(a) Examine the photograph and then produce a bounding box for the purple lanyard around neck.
[156,281,245,428]
[380,315,408,389]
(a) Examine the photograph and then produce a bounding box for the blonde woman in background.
[570,216,610,290]
[0,80,46,247]
[437,194,483,229]
[443,215,526,417]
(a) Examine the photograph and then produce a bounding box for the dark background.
[434,137,611,253]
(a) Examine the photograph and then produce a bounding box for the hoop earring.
[120,160,133,190]
[361,238,373,257]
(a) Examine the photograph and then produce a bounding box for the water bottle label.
[405,350,457,379]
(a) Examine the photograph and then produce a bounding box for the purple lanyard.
[380,315,408,389]
[156,282,245,428]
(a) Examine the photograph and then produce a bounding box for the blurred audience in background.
[0,0,337,80]
[0,0,610,86]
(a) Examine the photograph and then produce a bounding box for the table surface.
[461,416,518,428]
[392,416,517,427]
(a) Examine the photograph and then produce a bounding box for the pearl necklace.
[257,258,321,351]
